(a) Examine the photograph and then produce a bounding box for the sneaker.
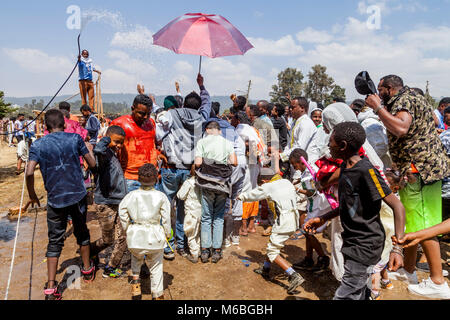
[381,279,394,290]
[231,235,240,246]
[102,265,123,278]
[44,281,62,300]
[177,248,188,257]
[81,263,96,283]
[164,251,175,261]
[408,277,450,299]
[370,291,381,300]
[254,266,270,280]
[311,256,330,273]
[388,268,418,284]
[292,256,315,271]
[186,254,198,264]
[130,279,142,300]
[211,249,222,263]
[287,272,305,294]
[201,249,211,263]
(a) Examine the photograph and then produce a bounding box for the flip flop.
[290,230,305,240]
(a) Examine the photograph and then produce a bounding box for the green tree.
[0,91,17,117]
[324,85,347,105]
[304,65,334,104]
[270,68,304,104]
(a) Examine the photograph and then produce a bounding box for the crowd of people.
[2,70,450,301]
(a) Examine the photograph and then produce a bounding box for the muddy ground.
[0,142,449,300]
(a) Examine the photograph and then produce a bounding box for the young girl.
[119,164,171,300]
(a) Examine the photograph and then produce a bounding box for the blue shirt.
[29,132,89,208]
[435,109,445,130]
[78,59,95,81]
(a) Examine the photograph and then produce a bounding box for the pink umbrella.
[153,13,254,72]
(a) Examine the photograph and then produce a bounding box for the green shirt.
[195,134,234,165]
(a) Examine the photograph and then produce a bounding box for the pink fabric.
[153,13,253,58]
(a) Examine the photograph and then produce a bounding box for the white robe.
[119,188,171,251]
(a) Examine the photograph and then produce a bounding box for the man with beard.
[365,75,450,299]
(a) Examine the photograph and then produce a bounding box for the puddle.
[0,213,31,242]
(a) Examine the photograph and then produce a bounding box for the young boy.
[177,165,202,263]
[119,164,171,300]
[90,126,128,278]
[16,132,33,174]
[26,109,97,300]
[238,168,305,295]
[195,120,237,263]
[304,121,406,300]
[289,148,331,273]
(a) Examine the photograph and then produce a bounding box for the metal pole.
[199,56,202,74]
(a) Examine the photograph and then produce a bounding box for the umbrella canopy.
[153,13,254,58]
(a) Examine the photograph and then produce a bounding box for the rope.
[4,160,28,300]
[63,92,80,102]
[1,33,82,137]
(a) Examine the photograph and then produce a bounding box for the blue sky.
[1,0,450,101]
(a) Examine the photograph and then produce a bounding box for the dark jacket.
[94,137,127,205]
[195,158,233,195]
[271,117,288,150]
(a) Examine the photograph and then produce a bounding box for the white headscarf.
[322,103,385,171]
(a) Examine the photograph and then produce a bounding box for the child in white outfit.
[289,149,331,272]
[177,169,202,263]
[119,164,171,300]
[238,168,306,295]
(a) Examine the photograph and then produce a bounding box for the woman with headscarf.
[319,102,387,282]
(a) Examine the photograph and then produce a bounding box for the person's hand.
[149,94,156,105]
[230,94,237,102]
[285,92,292,103]
[175,82,180,93]
[137,84,145,95]
[28,194,41,208]
[85,141,94,152]
[392,233,422,249]
[387,251,404,272]
[303,217,325,234]
[157,153,168,166]
[365,94,382,110]
[197,73,204,87]
[78,55,81,61]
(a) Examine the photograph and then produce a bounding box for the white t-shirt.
[14,120,24,137]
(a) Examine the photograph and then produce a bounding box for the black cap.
[355,71,377,95]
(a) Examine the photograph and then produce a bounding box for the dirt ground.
[0,142,449,300]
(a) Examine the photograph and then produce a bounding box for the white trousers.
[184,213,201,257]
[130,248,164,298]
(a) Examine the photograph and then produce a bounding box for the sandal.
[290,229,305,240]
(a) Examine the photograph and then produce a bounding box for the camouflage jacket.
[386,86,450,184]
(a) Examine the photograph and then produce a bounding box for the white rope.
[63,92,80,102]
[4,160,28,300]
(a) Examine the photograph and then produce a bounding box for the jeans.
[126,179,141,193]
[160,168,191,252]
[333,256,373,300]
[201,189,228,249]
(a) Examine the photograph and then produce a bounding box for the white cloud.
[110,25,169,53]
[247,35,304,56]
[174,61,194,74]
[357,0,427,15]
[3,48,73,74]
[107,50,158,76]
[296,27,332,43]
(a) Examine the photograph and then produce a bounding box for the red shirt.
[111,115,157,180]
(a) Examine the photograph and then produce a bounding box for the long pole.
[199,56,202,74]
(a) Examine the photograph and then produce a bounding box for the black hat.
[355,71,377,95]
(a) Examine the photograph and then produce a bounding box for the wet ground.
[0,143,449,300]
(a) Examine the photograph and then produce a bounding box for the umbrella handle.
[199,56,202,74]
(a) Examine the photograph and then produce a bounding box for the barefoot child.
[304,122,406,300]
[90,126,128,278]
[238,168,305,295]
[26,109,97,300]
[119,164,171,300]
[289,148,331,273]
[177,165,202,263]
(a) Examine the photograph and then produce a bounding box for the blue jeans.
[160,168,191,252]
[201,189,228,249]
[126,179,141,193]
